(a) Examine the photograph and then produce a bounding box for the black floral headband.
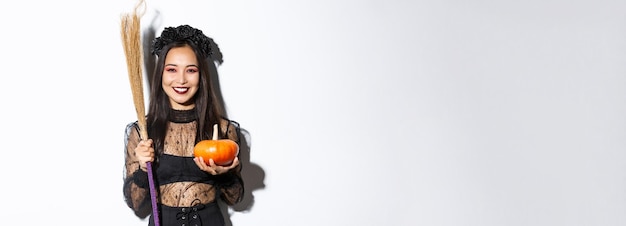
[151,25,213,58]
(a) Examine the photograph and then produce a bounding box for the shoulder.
[219,118,240,142]
[219,118,239,129]
[125,121,140,134]
[125,121,139,129]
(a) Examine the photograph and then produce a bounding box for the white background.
[1,0,625,225]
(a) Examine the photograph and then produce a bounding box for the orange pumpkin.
[194,124,239,166]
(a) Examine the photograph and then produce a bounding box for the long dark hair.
[145,41,227,156]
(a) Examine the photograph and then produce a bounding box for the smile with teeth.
[173,87,189,94]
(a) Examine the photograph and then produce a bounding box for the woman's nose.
[176,73,187,84]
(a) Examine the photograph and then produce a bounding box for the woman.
[123,24,243,226]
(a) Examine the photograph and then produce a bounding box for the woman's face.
[162,45,200,110]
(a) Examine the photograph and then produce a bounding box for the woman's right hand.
[134,139,154,171]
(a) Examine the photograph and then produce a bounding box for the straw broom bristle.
[121,0,148,140]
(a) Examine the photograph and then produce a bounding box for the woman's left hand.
[194,156,240,175]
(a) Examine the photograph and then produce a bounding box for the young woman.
[123,24,243,226]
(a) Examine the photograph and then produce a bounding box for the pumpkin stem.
[212,124,218,140]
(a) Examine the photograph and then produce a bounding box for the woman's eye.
[165,68,177,72]
[187,68,198,73]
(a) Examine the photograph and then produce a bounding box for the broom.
[120,1,160,225]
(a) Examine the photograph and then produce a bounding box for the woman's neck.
[168,108,197,123]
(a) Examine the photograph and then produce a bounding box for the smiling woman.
[122,24,244,226]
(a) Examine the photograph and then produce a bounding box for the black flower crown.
[151,25,213,58]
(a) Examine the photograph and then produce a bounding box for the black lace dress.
[123,109,243,226]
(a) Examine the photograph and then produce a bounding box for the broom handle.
[146,162,159,226]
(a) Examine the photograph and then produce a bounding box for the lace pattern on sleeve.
[122,122,151,217]
[217,119,244,205]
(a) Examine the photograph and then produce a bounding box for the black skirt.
[148,202,224,226]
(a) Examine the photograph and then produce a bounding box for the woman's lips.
[173,87,188,94]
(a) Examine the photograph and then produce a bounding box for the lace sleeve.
[122,122,151,217]
[217,120,244,205]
